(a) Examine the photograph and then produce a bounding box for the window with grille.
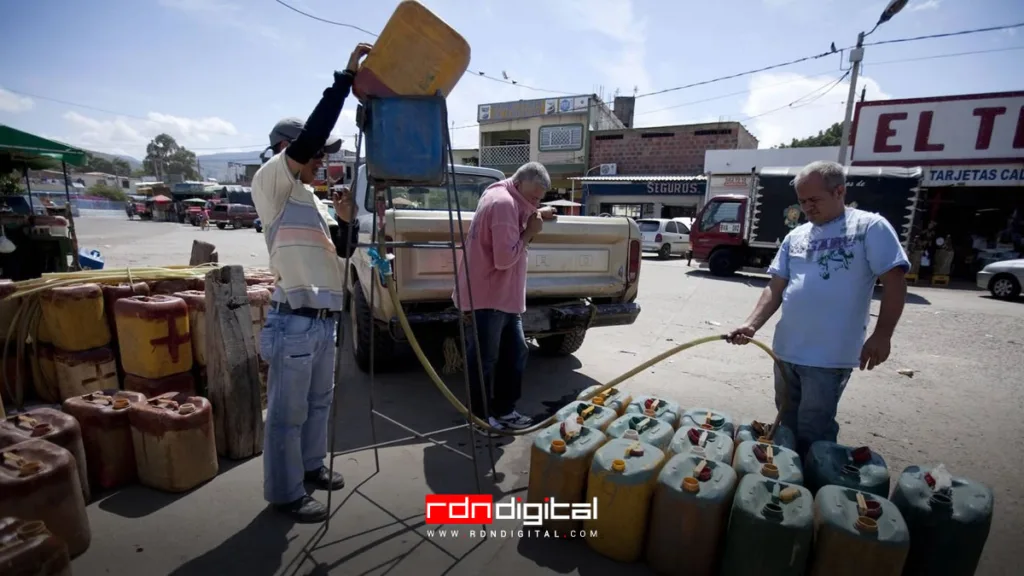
[539,124,583,151]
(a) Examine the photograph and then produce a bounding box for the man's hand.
[859,333,891,370]
[538,206,558,221]
[524,211,544,241]
[726,324,756,345]
[332,187,354,223]
[346,43,373,74]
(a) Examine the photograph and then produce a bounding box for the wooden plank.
[204,265,263,459]
[190,240,218,266]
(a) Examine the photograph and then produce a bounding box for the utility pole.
[837,0,909,166]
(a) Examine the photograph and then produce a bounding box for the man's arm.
[285,70,354,172]
[329,220,359,259]
[727,236,790,344]
[860,217,910,369]
[491,203,533,271]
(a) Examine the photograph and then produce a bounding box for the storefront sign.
[923,164,1024,187]
[709,175,751,189]
[851,91,1024,165]
[584,181,706,196]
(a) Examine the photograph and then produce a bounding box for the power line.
[272,0,377,36]
[861,22,1024,47]
[868,44,1024,66]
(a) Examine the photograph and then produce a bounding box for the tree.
[144,134,199,180]
[0,172,23,196]
[777,122,844,148]
[87,182,128,202]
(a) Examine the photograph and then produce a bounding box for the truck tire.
[216,222,226,230]
[233,218,242,229]
[350,285,396,373]
[709,249,738,277]
[537,328,587,357]
[657,244,671,260]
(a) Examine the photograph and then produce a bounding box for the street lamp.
[837,0,909,165]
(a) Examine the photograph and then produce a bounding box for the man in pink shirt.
[454,162,556,433]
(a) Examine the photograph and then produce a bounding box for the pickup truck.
[346,164,643,373]
[210,203,259,229]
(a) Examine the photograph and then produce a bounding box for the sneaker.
[495,411,533,430]
[304,466,345,491]
[472,420,504,438]
[274,495,328,523]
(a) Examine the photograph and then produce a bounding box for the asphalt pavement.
[66,211,1024,576]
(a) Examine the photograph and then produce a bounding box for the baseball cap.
[268,117,342,155]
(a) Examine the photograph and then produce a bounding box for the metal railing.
[480,144,530,166]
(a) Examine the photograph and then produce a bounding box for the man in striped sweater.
[252,43,371,523]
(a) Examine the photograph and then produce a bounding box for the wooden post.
[190,240,218,266]
[204,265,263,459]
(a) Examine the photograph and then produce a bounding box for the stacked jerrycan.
[624,395,681,428]
[647,454,738,576]
[679,407,735,437]
[804,442,889,497]
[669,425,734,464]
[720,475,813,576]
[526,418,607,533]
[39,284,118,401]
[584,437,665,562]
[808,486,909,576]
[578,386,631,415]
[890,464,994,576]
[734,420,797,455]
[553,401,617,432]
[115,295,197,398]
[0,409,90,503]
[605,414,673,451]
[733,440,803,485]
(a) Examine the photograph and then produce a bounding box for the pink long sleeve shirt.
[453,179,537,314]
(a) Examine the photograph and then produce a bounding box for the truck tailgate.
[384,211,634,301]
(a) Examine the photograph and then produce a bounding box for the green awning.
[0,124,88,167]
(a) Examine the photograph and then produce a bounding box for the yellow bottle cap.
[178,403,196,415]
[611,459,626,472]
[592,396,605,406]
[113,398,130,410]
[16,521,46,538]
[779,487,801,503]
[682,477,700,493]
[855,516,878,533]
[761,463,779,478]
[550,439,567,454]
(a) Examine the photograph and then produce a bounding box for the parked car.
[209,203,258,229]
[638,218,690,259]
[977,258,1023,300]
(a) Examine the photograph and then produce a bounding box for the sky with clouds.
[0,0,1021,160]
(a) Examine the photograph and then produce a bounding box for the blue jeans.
[774,361,851,458]
[260,309,337,504]
[465,310,528,419]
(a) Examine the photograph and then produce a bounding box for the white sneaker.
[495,411,533,430]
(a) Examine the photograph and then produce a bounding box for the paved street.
[69,211,1024,576]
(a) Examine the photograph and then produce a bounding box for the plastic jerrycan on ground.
[584,437,665,563]
[678,407,735,436]
[0,409,91,503]
[734,420,797,452]
[578,385,631,415]
[804,441,890,497]
[733,440,804,485]
[62,390,147,491]
[353,0,470,99]
[646,454,738,576]
[890,464,994,576]
[553,401,617,432]
[808,486,909,576]
[0,517,71,576]
[669,425,734,464]
[720,475,813,576]
[624,394,682,428]
[605,414,674,451]
[526,420,608,533]
[39,283,111,352]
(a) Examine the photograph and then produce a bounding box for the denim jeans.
[464,310,528,419]
[774,360,852,458]
[260,309,338,504]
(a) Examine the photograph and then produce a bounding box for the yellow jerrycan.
[526,419,608,533]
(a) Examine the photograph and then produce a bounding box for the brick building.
[578,122,758,219]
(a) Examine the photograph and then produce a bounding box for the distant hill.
[87,150,142,170]
[196,150,263,181]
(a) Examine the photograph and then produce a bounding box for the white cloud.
[61,110,238,157]
[0,88,34,113]
[907,0,941,13]
[740,71,891,147]
[159,0,293,49]
[558,0,651,97]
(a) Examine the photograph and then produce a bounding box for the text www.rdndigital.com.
[426,529,598,539]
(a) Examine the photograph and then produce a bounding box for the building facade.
[477,94,627,195]
[703,146,841,200]
[850,90,1023,279]
[577,122,758,218]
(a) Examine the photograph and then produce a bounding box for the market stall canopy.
[151,195,173,203]
[0,124,88,169]
[542,199,582,207]
[182,198,207,204]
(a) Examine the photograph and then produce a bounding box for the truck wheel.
[709,249,738,277]
[657,244,671,260]
[232,218,242,229]
[216,223,226,230]
[536,328,587,357]
[350,285,396,373]
[989,274,1021,300]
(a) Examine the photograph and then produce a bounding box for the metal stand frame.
[293,96,501,573]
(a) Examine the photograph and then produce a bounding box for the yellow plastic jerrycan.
[578,385,631,415]
[584,438,665,562]
[353,0,470,99]
[526,419,608,533]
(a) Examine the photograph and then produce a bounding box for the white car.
[637,218,690,259]
[977,258,1023,300]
